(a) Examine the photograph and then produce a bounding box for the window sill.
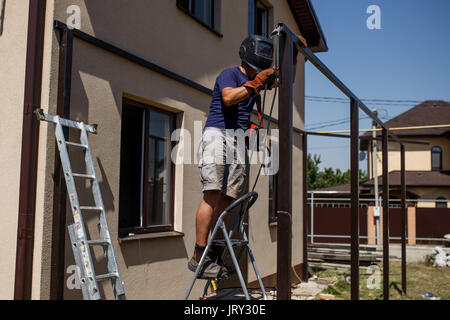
[118,231,184,243]
[177,5,223,38]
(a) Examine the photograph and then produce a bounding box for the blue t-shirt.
[205,67,260,131]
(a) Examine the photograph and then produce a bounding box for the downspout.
[14,0,46,300]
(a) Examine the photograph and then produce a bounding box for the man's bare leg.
[195,191,235,261]
[211,194,235,237]
[208,194,235,262]
[195,190,221,262]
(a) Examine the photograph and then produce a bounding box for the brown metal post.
[277,29,293,300]
[302,132,308,281]
[49,27,74,300]
[14,0,46,300]
[401,144,407,295]
[382,128,390,300]
[350,98,360,300]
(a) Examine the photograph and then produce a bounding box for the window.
[177,0,221,34]
[119,99,175,236]
[249,0,270,37]
[431,146,442,171]
[268,173,278,223]
[268,137,278,223]
[436,197,447,209]
[255,1,269,37]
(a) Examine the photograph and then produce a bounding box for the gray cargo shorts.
[198,127,249,199]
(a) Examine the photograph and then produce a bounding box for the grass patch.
[324,285,342,296]
[311,262,450,300]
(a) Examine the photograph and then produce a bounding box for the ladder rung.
[66,141,88,149]
[88,240,110,246]
[72,173,96,180]
[80,206,103,211]
[96,273,118,281]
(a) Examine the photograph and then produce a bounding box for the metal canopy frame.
[276,23,409,300]
[50,19,411,300]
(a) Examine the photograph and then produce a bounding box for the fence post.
[276,28,293,300]
[350,98,360,300]
[401,144,407,295]
[382,128,390,300]
[311,193,314,244]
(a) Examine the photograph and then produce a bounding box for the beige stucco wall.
[9,0,307,299]
[0,0,30,300]
[370,137,450,177]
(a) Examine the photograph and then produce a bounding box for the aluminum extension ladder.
[35,109,125,300]
[184,192,268,300]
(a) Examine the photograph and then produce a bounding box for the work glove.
[244,68,276,97]
[293,34,308,65]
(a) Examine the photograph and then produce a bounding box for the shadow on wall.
[119,237,188,268]
[96,157,115,213]
[268,128,304,244]
[0,0,6,36]
[71,39,210,121]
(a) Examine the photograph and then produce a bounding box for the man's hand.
[244,68,276,97]
[297,34,308,48]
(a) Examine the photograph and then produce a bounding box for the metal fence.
[307,195,450,245]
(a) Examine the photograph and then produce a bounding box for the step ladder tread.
[196,270,231,280]
[212,239,248,246]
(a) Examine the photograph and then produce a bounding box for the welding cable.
[292,265,303,283]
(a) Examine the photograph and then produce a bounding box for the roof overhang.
[286,0,328,52]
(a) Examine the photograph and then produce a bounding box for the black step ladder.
[184,192,268,300]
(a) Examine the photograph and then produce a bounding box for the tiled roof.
[311,183,371,195]
[363,171,450,187]
[311,171,450,195]
[367,100,450,137]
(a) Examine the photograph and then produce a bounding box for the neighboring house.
[311,101,450,208]
[309,101,450,246]
[363,100,450,208]
[0,1,327,299]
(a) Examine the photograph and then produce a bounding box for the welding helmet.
[239,35,273,73]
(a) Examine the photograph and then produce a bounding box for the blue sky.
[305,0,450,172]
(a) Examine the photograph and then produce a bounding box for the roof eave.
[287,0,328,53]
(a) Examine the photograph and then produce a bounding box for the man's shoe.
[188,254,227,278]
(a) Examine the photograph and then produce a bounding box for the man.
[188,34,307,278]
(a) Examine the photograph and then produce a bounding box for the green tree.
[307,154,367,190]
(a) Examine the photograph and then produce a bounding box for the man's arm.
[221,68,276,106]
[221,86,253,107]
